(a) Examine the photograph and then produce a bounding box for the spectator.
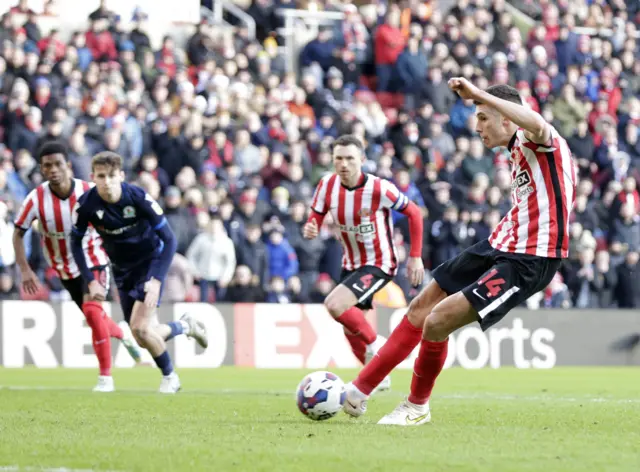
[374,9,405,92]
[266,275,291,303]
[164,254,194,303]
[309,273,335,304]
[163,186,195,255]
[265,226,298,283]
[609,202,640,257]
[430,204,468,268]
[186,214,237,302]
[592,250,617,308]
[396,36,428,105]
[299,25,336,73]
[461,137,493,184]
[286,199,323,301]
[235,222,269,289]
[88,0,115,22]
[542,273,572,309]
[226,265,264,302]
[567,120,595,176]
[429,121,456,159]
[552,83,587,137]
[614,251,639,308]
[449,97,475,138]
[246,0,277,44]
[85,18,117,62]
[420,67,455,115]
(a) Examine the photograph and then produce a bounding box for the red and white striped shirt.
[311,173,409,276]
[489,127,577,258]
[14,179,109,280]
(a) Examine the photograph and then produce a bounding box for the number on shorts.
[359,274,374,290]
[478,269,506,298]
[485,278,506,298]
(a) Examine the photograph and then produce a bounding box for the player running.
[303,134,424,391]
[13,141,141,392]
[70,152,207,394]
[343,80,576,424]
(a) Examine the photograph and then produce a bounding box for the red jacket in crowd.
[374,24,406,65]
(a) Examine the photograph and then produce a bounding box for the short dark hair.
[91,151,123,172]
[333,134,364,151]
[475,84,523,106]
[37,140,68,162]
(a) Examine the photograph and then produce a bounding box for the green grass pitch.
[1,367,639,472]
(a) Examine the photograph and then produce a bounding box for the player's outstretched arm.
[449,77,550,144]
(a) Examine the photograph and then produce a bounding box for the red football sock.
[408,338,449,405]
[354,316,423,395]
[336,307,376,344]
[105,315,123,340]
[82,301,112,377]
[345,332,366,364]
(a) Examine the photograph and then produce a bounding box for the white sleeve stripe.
[312,177,329,213]
[393,194,409,210]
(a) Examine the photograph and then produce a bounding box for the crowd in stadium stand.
[0,0,638,308]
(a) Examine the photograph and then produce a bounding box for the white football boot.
[158,372,181,394]
[93,375,115,393]
[342,382,368,418]
[119,325,142,363]
[180,313,208,349]
[365,335,391,393]
[377,398,431,426]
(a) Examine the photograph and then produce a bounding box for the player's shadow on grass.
[243,418,377,425]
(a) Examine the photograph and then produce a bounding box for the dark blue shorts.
[113,262,165,323]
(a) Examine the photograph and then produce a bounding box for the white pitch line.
[0,467,122,472]
[1,385,640,404]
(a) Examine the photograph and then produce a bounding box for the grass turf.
[0,367,639,472]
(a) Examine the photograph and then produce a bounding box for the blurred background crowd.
[0,0,638,309]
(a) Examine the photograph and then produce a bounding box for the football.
[296,371,346,421]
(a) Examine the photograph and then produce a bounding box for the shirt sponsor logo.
[338,223,375,234]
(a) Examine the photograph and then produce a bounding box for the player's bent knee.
[131,325,151,345]
[424,292,476,341]
[423,313,448,341]
[406,303,428,328]
[406,280,448,328]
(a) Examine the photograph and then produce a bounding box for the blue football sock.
[165,321,184,341]
[153,351,174,376]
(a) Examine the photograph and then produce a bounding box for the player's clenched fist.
[302,220,318,239]
[448,77,480,101]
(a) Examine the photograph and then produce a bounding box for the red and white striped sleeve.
[379,179,410,211]
[14,190,38,230]
[310,174,334,215]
